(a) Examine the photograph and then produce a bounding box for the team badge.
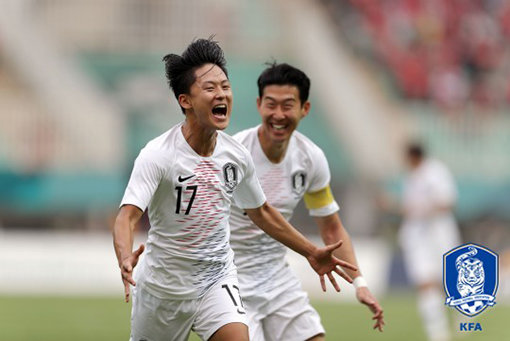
[223,162,238,193]
[291,171,307,196]
[443,243,498,317]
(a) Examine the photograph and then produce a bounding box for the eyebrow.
[264,96,296,103]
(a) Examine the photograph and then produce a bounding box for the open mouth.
[270,123,288,131]
[212,104,227,116]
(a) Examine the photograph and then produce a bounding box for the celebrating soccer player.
[112,39,356,341]
[229,62,385,340]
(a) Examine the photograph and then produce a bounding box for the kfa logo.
[443,243,498,317]
[223,162,238,193]
[459,322,482,331]
[291,171,306,196]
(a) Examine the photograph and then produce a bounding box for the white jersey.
[229,126,339,297]
[120,122,266,299]
[399,158,460,284]
[402,158,457,224]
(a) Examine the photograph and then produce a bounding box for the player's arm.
[315,213,384,331]
[245,202,357,292]
[112,204,145,302]
[315,214,358,279]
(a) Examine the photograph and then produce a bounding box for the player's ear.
[301,101,311,118]
[256,97,262,112]
[178,94,192,110]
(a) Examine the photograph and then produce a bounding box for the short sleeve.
[120,149,164,212]
[305,149,339,217]
[232,153,266,209]
[307,149,332,192]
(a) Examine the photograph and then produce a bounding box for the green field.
[0,294,508,340]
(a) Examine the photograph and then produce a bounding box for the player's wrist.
[305,244,319,259]
[119,253,132,268]
[353,276,368,289]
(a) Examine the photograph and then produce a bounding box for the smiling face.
[257,84,310,144]
[179,63,232,131]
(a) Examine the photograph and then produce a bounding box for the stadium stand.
[319,0,510,226]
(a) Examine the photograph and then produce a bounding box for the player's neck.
[182,120,217,157]
[257,127,289,164]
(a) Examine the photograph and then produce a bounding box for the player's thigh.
[263,287,324,341]
[193,274,248,341]
[130,286,195,341]
[432,219,461,253]
[208,322,248,341]
[399,224,438,285]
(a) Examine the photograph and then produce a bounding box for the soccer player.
[112,39,356,341]
[229,62,385,341]
[398,143,461,341]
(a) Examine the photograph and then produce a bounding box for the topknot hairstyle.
[163,37,228,112]
[257,62,310,106]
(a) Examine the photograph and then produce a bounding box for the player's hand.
[356,287,385,332]
[119,244,145,303]
[306,240,358,292]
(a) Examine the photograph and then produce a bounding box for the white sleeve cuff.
[308,200,339,217]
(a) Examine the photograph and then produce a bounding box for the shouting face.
[179,63,233,131]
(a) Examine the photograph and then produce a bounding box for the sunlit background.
[0,0,509,340]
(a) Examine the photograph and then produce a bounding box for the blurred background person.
[391,142,461,341]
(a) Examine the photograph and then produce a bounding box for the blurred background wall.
[0,0,509,300]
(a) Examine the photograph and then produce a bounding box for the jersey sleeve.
[232,152,266,209]
[304,149,339,217]
[120,149,164,212]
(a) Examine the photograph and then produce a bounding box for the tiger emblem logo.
[456,247,485,298]
[444,244,498,316]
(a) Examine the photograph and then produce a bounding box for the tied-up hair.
[163,37,228,113]
[257,62,310,106]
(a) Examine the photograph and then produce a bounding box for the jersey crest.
[291,171,307,196]
[223,162,238,193]
[444,243,498,316]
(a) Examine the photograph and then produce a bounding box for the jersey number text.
[175,185,198,215]
[222,284,246,314]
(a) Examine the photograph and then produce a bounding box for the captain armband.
[303,185,335,210]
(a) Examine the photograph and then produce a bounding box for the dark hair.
[163,37,228,112]
[257,62,310,106]
[406,142,426,159]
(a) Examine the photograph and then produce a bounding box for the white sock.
[417,288,451,341]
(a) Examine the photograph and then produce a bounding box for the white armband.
[353,276,368,289]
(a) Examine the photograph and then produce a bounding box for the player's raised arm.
[112,204,145,302]
[315,213,385,331]
[245,202,357,292]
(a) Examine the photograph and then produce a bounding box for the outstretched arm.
[315,213,385,332]
[245,202,357,292]
[112,204,145,302]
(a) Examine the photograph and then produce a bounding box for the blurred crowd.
[323,0,510,112]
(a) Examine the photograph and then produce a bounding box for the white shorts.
[244,281,325,341]
[399,215,461,285]
[130,273,247,341]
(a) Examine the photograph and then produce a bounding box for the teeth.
[272,124,285,130]
[212,104,227,116]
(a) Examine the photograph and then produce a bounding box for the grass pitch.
[0,294,507,340]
